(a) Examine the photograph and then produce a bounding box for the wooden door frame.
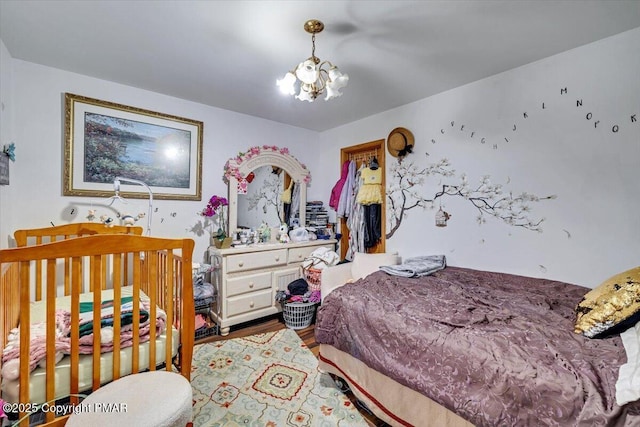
[339,139,386,259]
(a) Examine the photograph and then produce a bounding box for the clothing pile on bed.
[380,254,446,277]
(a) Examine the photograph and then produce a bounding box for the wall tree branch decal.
[386,158,556,239]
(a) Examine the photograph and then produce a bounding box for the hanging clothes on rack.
[281,179,293,225]
[356,166,382,205]
[337,160,356,218]
[289,182,300,227]
[280,179,293,204]
[363,204,381,248]
[346,165,366,260]
[355,162,383,249]
[329,161,350,211]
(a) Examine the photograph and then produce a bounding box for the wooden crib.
[0,232,195,426]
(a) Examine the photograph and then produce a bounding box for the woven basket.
[282,301,317,330]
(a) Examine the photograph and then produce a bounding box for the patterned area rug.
[191,328,368,426]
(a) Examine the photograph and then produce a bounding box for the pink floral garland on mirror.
[222,145,311,185]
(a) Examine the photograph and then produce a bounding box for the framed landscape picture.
[63,93,203,200]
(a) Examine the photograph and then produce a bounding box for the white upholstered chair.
[66,371,192,427]
[320,252,401,302]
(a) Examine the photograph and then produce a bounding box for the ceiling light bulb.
[325,68,349,100]
[295,59,319,85]
[328,67,349,89]
[276,72,297,95]
[296,85,315,102]
[325,86,338,100]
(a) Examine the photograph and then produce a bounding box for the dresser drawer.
[226,272,272,297]
[227,289,273,317]
[226,249,287,273]
[288,245,333,264]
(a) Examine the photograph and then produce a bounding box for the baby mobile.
[86,209,146,227]
[86,177,154,234]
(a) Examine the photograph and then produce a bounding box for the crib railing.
[14,223,143,300]
[0,261,20,351]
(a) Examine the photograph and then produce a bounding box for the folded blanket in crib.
[76,297,149,337]
[379,255,446,277]
[1,299,166,379]
[56,298,165,341]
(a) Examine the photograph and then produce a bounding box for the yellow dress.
[356,167,383,205]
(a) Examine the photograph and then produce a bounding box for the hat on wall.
[387,127,414,158]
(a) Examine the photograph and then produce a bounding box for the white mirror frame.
[225,147,310,234]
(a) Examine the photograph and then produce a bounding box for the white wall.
[0,39,15,247]
[2,28,638,286]
[3,58,318,261]
[315,28,640,287]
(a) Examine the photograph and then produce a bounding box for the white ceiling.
[1,1,639,132]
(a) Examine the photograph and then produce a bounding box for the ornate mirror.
[224,146,310,234]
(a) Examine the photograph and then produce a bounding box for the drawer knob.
[249,282,254,288]
[238,261,244,267]
[250,301,255,308]
[275,256,280,261]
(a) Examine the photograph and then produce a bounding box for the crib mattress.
[1,287,180,405]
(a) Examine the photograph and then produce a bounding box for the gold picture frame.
[64,93,203,200]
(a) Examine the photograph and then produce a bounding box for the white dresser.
[209,240,336,335]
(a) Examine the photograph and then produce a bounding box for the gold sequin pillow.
[575,266,640,338]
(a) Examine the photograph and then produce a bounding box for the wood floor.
[198,314,319,355]
[197,314,389,427]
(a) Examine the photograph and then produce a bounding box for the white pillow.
[616,322,640,405]
[350,252,401,280]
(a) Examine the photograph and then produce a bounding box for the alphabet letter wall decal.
[429,85,637,146]
[399,82,636,243]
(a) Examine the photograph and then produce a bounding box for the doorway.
[338,139,386,259]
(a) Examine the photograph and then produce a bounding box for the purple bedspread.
[315,267,640,426]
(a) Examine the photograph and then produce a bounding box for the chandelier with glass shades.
[276,19,349,102]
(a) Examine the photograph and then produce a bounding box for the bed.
[0,229,194,426]
[315,266,640,427]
